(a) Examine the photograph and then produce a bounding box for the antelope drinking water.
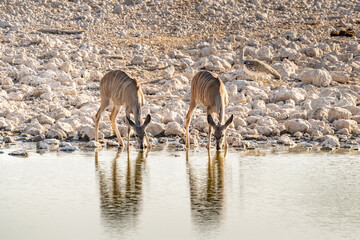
[95,70,151,149]
[185,71,233,150]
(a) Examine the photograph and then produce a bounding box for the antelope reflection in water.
[186,150,225,230]
[95,150,147,232]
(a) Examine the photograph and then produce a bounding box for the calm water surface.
[0,148,359,240]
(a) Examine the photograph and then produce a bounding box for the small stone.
[85,140,102,149]
[60,143,77,152]
[9,150,29,157]
[277,135,295,146]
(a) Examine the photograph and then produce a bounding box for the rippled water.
[0,148,359,240]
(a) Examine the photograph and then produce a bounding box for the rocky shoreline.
[1,0,360,155]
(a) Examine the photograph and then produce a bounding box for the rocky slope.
[1,0,360,152]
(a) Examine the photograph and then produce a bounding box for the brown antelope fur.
[185,71,233,150]
[95,70,151,149]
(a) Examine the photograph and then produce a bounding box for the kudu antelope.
[95,70,151,149]
[185,71,233,150]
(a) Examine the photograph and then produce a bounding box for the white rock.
[284,119,311,134]
[162,65,175,79]
[46,129,66,140]
[255,125,273,136]
[8,150,29,157]
[194,116,208,132]
[301,69,332,87]
[147,122,164,136]
[78,126,99,140]
[278,47,301,61]
[329,71,350,84]
[200,46,218,56]
[85,140,102,149]
[0,20,11,28]
[333,119,357,132]
[55,122,74,135]
[272,58,298,79]
[226,83,237,96]
[61,62,75,73]
[242,86,268,101]
[255,12,267,20]
[328,107,352,122]
[321,135,340,149]
[304,47,322,57]
[163,111,183,124]
[57,71,72,84]
[7,91,23,101]
[271,88,306,103]
[277,135,295,146]
[252,100,266,110]
[165,122,185,136]
[257,46,273,62]
[233,117,247,127]
[1,77,13,85]
[37,114,55,125]
[184,67,195,78]
[36,141,50,150]
[59,142,77,152]
[50,106,72,120]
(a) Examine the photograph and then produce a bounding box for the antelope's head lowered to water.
[126,114,151,149]
[207,114,233,150]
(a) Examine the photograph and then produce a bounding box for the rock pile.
[0,0,360,152]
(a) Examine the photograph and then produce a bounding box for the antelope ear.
[224,114,234,128]
[126,116,135,128]
[207,115,216,127]
[143,114,151,128]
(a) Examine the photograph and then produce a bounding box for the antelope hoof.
[117,145,123,150]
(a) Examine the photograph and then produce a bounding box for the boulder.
[271,88,306,103]
[321,135,340,150]
[301,69,332,87]
[284,119,311,134]
[333,119,357,132]
[162,65,175,79]
[277,135,295,146]
[328,107,352,122]
[147,122,165,136]
[330,71,350,84]
[164,122,185,136]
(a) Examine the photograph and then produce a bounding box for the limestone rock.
[85,140,102,149]
[333,119,357,132]
[301,69,332,87]
[147,122,165,136]
[329,71,350,84]
[321,135,340,150]
[271,88,306,103]
[328,107,352,122]
[8,150,29,157]
[165,122,185,136]
[284,119,311,134]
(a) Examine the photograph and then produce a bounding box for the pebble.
[8,150,29,157]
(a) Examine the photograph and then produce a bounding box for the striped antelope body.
[185,71,233,150]
[95,70,151,149]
